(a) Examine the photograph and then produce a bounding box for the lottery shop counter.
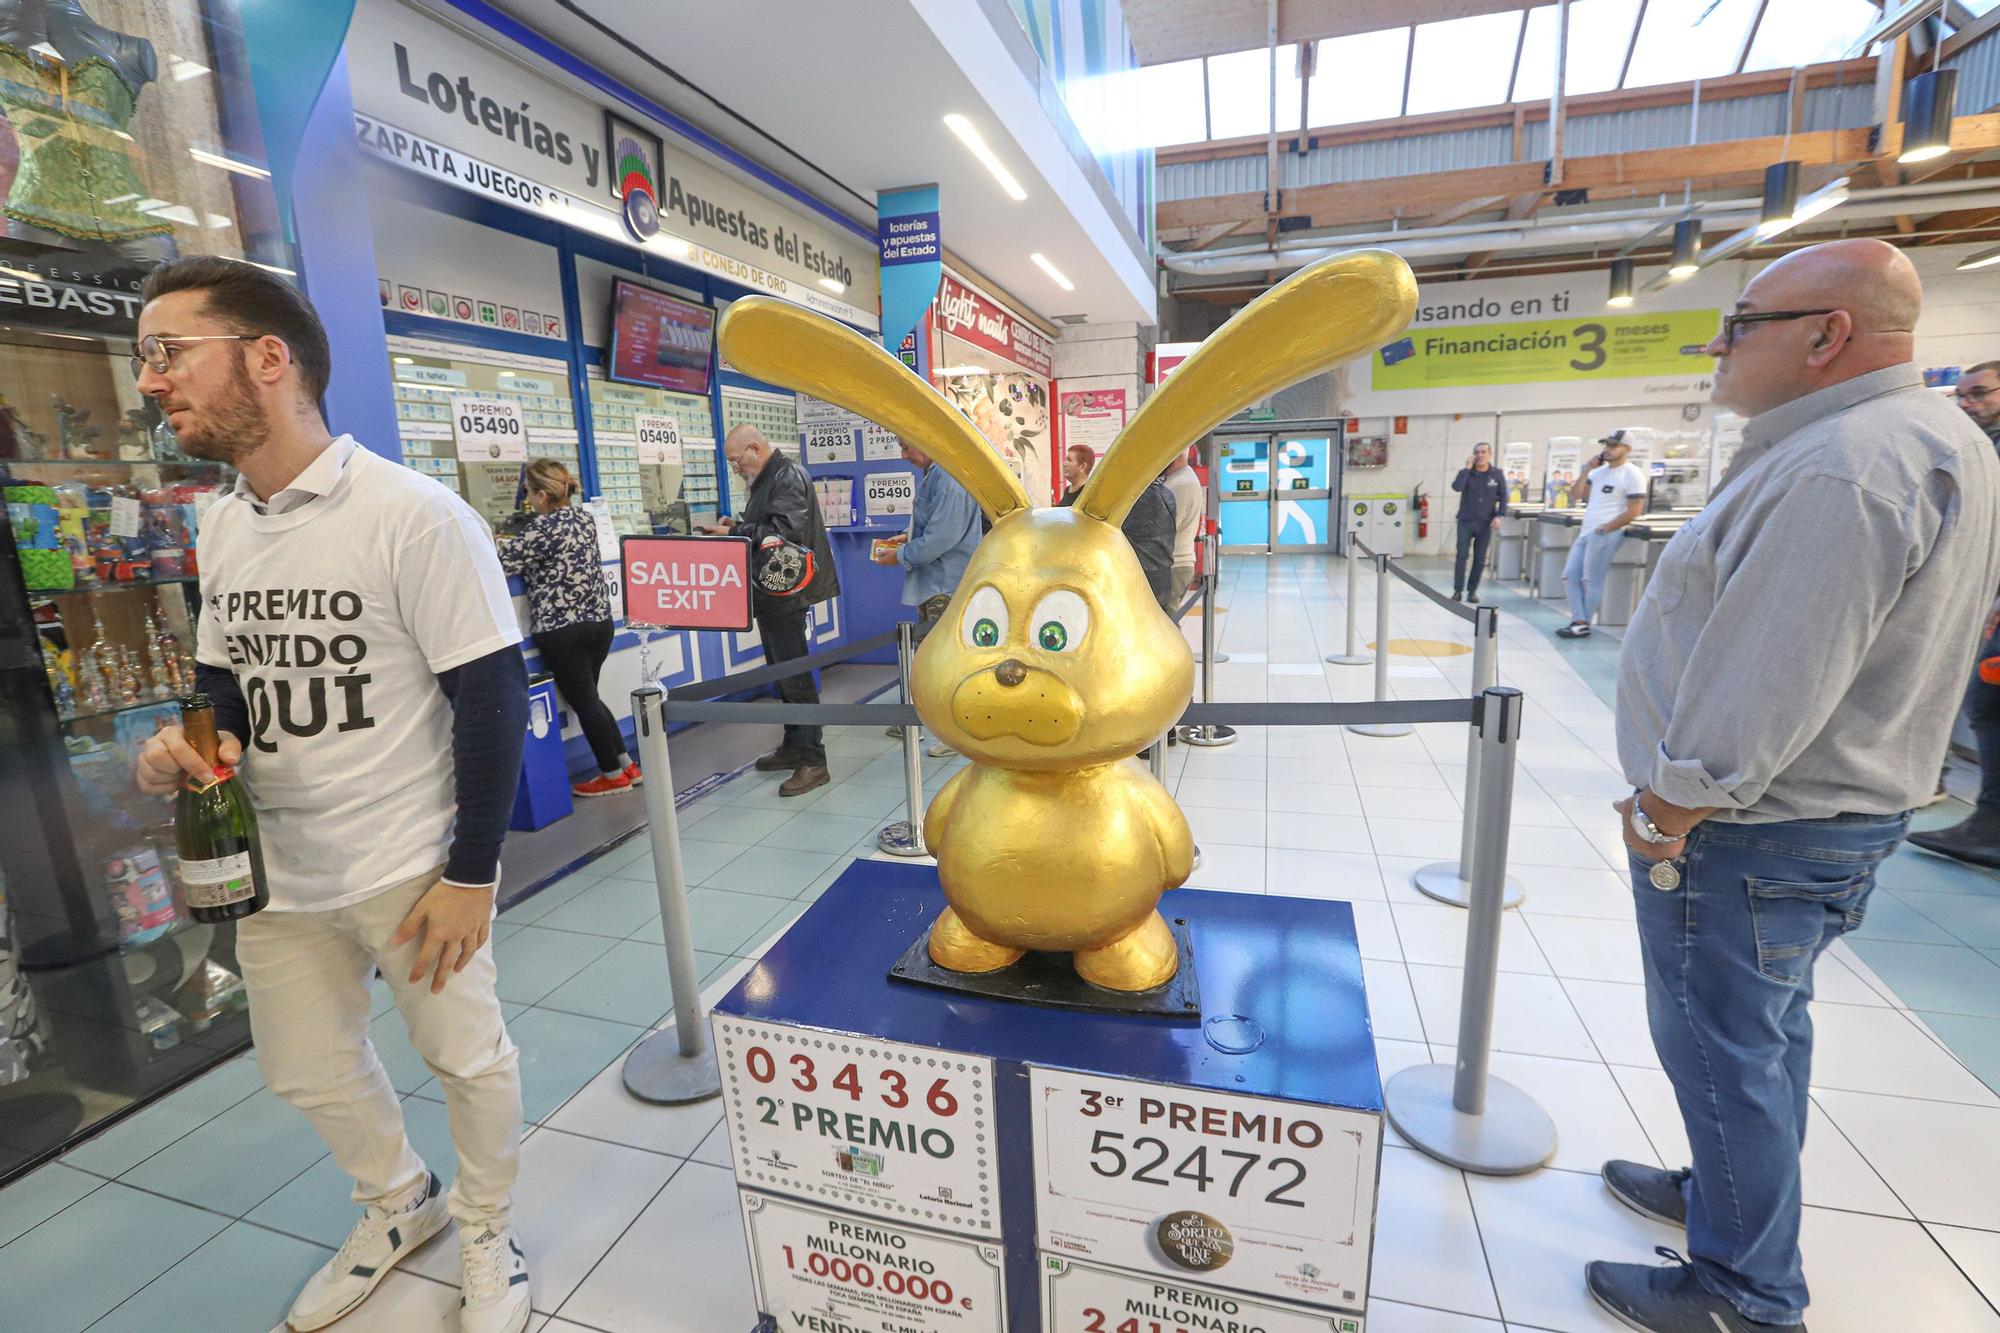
[711,860,1382,1333]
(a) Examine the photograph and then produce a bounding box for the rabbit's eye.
[963,586,1009,649]
[1029,590,1088,654]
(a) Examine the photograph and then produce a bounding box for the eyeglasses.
[129,333,263,379]
[1956,385,1997,403]
[1715,309,1838,347]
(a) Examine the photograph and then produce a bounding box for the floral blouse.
[497,505,611,634]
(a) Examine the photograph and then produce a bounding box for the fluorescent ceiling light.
[818,277,845,293]
[935,364,994,376]
[104,193,140,206]
[1029,252,1074,291]
[1958,245,2000,271]
[943,114,1027,202]
[244,260,297,277]
[204,213,231,229]
[1790,176,1850,227]
[190,147,271,179]
[142,203,200,226]
[169,56,209,81]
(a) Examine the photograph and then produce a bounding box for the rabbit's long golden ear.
[718,297,1031,520]
[1076,248,1417,525]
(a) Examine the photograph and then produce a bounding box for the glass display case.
[0,0,293,1182]
[386,336,580,533]
[584,369,715,533]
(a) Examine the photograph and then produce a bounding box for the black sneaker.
[1557,622,1593,639]
[1586,1248,1800,1331]
[1467,591,1481,604]
[1604,1160,1689,1227]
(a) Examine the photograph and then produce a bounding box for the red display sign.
[621,535,753,631]
[936,273,1051,378]
[607,279,716,395]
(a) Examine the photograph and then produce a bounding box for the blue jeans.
[1628,810,1908,1324]
[1562,526,1621,621]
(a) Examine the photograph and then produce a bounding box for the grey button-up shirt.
[1617,365,2000,824]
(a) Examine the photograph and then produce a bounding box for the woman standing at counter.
[498,460,640,797]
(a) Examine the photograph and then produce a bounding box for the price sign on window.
[804,423,856,465]
[713,1016,999,1237]
[741,1191,1007,1333]
[1028,1066,1378,1312]
[634,413,683,466]
[864,470,916,519]
[449,396,526,462]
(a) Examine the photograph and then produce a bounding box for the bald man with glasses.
[1593,240,2000,1331]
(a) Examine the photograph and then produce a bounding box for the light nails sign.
[936,273,1052,378]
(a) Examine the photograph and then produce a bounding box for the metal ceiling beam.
[1618,0,1649,90]
[1124,0,1550,66]
[1733,0,1770,76]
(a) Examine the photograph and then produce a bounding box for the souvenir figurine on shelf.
[717,249,1419,993]
[76,636,111,713]
[41,637,76,717]
[113,644,142,705]
[151,614,186,695]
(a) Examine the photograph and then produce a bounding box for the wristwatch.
[1628,791,1680,845]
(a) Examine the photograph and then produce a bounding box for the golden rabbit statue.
[718,249,1417,992]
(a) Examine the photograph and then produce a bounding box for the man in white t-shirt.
[1556,430,1649,639]
[131,258,533,1333]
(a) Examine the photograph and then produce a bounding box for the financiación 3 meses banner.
[1343,264,1739,416]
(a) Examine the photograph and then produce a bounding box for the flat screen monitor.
[606,279,715,395]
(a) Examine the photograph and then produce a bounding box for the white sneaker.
[286,1171,448,1330]
[458,1224,531,1333]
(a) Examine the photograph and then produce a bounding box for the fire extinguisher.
[1414,484,1430,539]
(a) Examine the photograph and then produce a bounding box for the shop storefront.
[931,269,1054,505]
[0,0,296,1177]
[341,0,910,762]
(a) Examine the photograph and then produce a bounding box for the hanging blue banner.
[238,0,359,243]
[877,184,942,356]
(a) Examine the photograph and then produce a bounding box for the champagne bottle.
[175,694,268,923]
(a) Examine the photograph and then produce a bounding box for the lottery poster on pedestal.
[1028,1065,1378,1316]
[741,1191,1008,1333]
[713,1017,1001,1239]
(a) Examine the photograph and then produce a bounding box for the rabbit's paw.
[927,907,1025,975]
[1074,911,1178,993]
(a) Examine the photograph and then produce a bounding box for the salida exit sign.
[621,535,753,631]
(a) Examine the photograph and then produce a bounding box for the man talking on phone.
[130,258,534,1333]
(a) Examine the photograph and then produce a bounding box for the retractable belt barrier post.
[1347,553,1412,738]
[621,684,724,1106]
[1183,556,1238,748]
[1384,687,1555,1175]
[1326,538,1373,666]
[1199,531,1227,664]
[1414,605,1525,910]
[877,620,929,858]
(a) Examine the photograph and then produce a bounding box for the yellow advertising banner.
[1372,309,1719,390]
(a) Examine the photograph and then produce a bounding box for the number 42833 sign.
[713,1017,1000,1238]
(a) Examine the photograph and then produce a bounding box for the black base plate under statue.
[887,914,1201,1020]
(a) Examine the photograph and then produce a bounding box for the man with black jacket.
[699,425,839,795]
[1450,442,1507,602]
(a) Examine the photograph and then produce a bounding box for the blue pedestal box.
[713,860,1382,1333]
[510,676,573,833]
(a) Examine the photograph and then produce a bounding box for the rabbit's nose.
[993,659,1028,688]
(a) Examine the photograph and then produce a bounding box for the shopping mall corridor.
[0,554,1997,1332]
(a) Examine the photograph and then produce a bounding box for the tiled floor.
[3,554,1998,1331]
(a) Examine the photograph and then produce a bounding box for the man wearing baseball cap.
[1556,430,1648,638]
